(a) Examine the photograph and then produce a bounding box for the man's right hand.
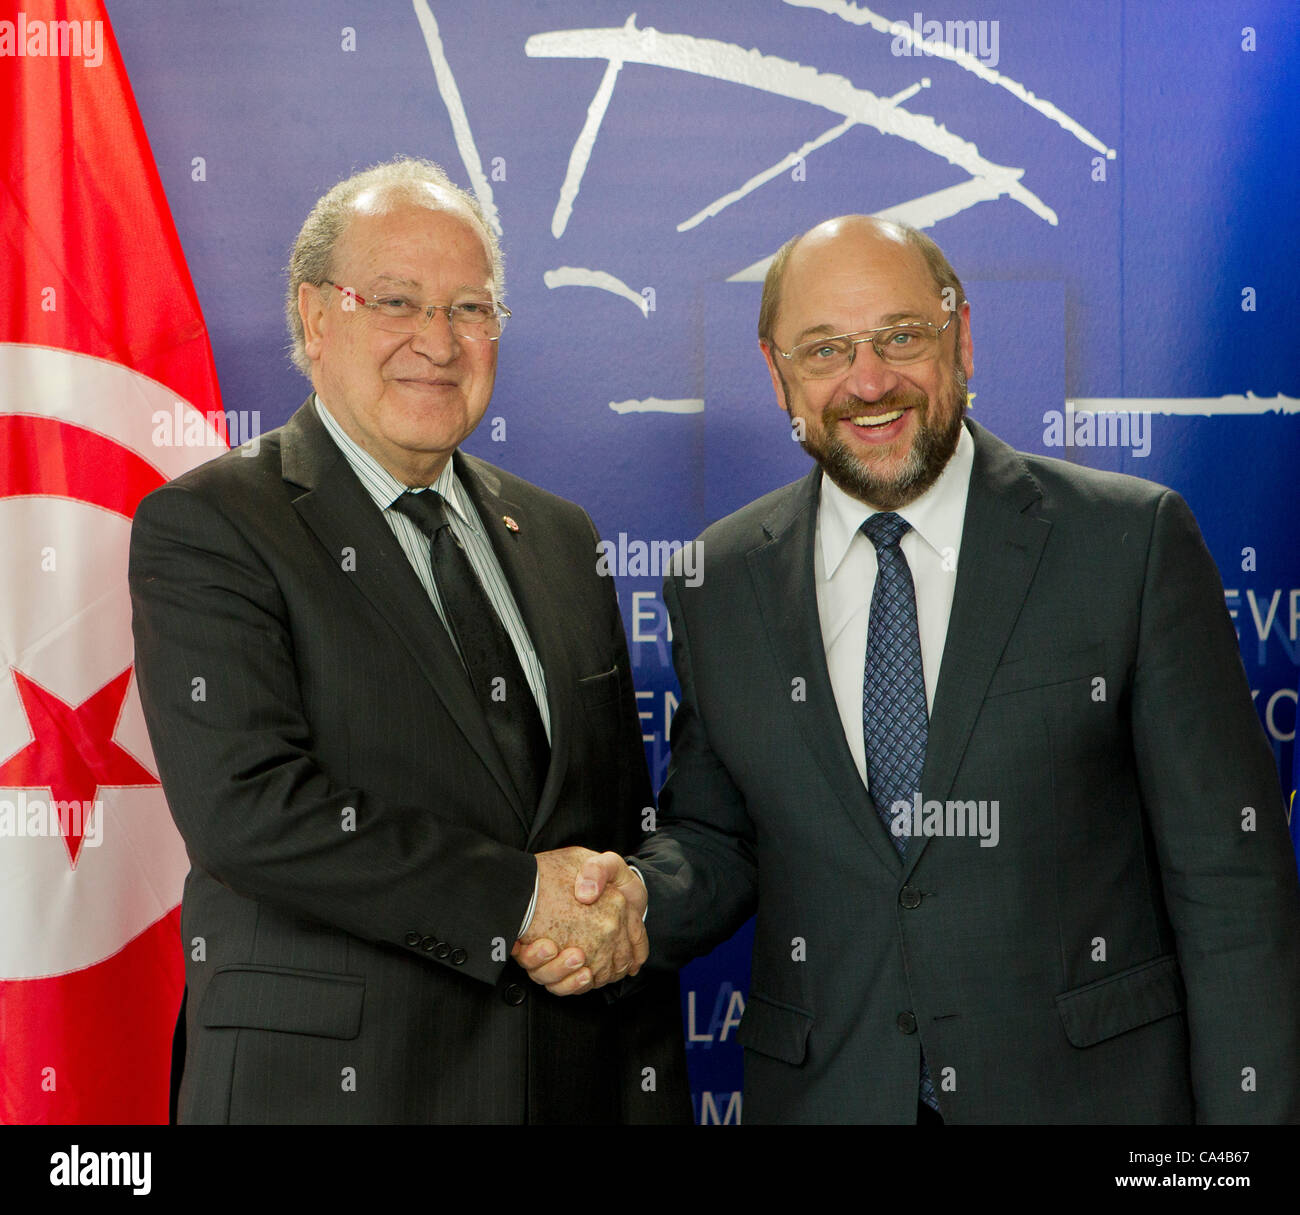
[513,851,642,995]
[513,848,645,995]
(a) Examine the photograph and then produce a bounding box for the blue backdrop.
[105,0,1300,1123]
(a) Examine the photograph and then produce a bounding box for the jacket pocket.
[1055,953,1185,1048]
[985,641,1105,698]
[736,991,814,1064]
[198,964,364,1040]
[576,665,620,708]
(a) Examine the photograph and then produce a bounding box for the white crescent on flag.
[0,346,219,978]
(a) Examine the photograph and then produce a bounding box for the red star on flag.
[0,666,159,868]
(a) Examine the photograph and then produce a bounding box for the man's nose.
[408,307,460,360]
[841,340,901,402]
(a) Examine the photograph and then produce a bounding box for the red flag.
[0,0,224,1123]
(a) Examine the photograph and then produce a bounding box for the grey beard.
[802,373,967,509]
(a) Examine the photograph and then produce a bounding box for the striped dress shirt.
[314,395,551,740]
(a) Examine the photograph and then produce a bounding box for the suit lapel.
[905,419,1051,875]
[747,471,905,874]
[455,452,574,843]
[279,400,530,828]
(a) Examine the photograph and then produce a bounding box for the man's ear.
[299,282,327,362]
[957,300,973,381]
[759,340,790,414]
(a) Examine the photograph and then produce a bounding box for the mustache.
[823,387,928,424]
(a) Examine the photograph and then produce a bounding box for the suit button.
[420,935,437,951]
[434,942,451,959]
[450,948,468,965]
[899,886,922,909]
[897,1011,918,1034]
[504,983,526,1005]
[404,932,421,947]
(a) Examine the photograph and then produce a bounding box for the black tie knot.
[862,511,911,550]
[392,489,451,538]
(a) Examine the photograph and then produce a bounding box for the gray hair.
[285,157,503,374]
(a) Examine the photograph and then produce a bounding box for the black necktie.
[392,490,549,815]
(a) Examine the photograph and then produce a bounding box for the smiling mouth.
[847,410,906,428]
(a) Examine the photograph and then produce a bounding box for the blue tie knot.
[862,511,911,550]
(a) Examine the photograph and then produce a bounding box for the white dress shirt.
[815,424,975,793]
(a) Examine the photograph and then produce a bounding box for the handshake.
[511,847,644,996]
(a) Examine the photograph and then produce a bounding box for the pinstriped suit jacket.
[129,397,689,1123]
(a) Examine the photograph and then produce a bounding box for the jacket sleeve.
[634,571,759,969]
[1131,489,1300,1123]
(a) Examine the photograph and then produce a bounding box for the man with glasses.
[129,158,688,1123]
[520,214,1300,1124]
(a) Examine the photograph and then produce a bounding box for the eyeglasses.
[771,314,955,378]
[322,281,510,340]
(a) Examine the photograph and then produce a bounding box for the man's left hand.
[514,851,645,995]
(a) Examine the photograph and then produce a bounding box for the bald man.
[520,216,1300,1125]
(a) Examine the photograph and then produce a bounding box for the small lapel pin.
[502,515,520,533]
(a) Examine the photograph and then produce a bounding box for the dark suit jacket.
[636,418,1300,1124]
[129,398,689,1124]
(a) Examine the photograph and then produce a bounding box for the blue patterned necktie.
[861,511,939,1115]
[861,512,927,850]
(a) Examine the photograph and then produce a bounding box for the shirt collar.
[314,394,478,532]
[818,420,975,578]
